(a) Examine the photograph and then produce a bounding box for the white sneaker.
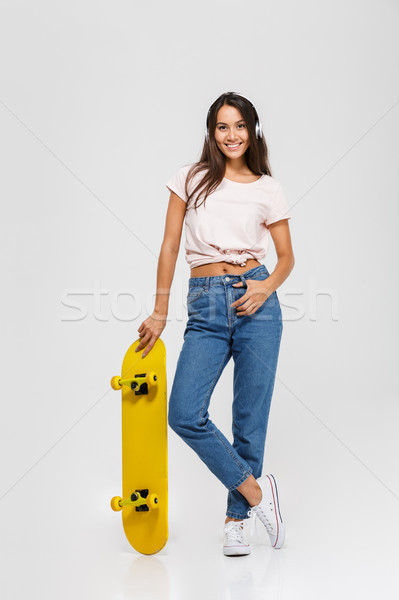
[223,520,251,556]
[247,474,285,549]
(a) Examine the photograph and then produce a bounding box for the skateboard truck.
[110,489,159,512]
[110,372,158,396]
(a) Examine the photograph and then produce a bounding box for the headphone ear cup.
[205,108,210,141]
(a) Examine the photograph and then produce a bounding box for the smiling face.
[214,104,250,159]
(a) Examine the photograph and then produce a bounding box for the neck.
[224,156,247,173]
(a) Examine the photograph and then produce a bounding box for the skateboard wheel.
[110,376,122,390]
[148,493,159,509]
[146,371,158,387]
[110,496,123,511]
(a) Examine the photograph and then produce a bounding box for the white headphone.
[205,93,263,142]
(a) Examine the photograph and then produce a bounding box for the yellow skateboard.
[110,337,168,555]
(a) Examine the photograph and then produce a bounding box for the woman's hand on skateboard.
[135,311,167,357]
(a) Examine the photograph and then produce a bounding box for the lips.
[225,143,242,149]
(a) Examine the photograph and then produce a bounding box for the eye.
[217,124,246,130]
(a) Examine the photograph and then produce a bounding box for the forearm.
[263,255,295,296]
[153,244,179,315]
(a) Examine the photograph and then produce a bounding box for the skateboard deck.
[110,337,168,554]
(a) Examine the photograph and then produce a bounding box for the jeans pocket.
[187,285,206,304]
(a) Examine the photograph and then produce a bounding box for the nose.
[226,128,239,141]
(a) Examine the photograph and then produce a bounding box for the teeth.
[226,143,241,148]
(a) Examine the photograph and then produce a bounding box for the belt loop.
[239,274,246,286]
[205,276,210,289]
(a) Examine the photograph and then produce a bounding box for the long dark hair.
[184,92,273,210]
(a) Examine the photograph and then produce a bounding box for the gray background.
[1,1,398,598]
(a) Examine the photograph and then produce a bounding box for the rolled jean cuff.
[228,468,252,491]
[226,511,250,520]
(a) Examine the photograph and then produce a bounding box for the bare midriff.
[190,258,261,278]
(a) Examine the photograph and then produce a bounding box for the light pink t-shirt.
[166,163,291,269]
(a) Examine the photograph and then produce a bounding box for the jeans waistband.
[188,264,268,288]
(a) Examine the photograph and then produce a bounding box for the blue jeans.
[168,265,283,520]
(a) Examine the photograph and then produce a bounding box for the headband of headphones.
[205,93,263,141]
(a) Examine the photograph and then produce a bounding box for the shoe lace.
[224,520,245,545]
[247,505,274,538]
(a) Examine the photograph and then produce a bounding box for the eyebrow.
[216,119,245,125]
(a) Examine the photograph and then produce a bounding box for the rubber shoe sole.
[223,544,251,556]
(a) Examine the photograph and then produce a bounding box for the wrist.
[261,277,276,296]
[154,289,170,316]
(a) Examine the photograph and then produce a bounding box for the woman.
[135,92,295,556]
